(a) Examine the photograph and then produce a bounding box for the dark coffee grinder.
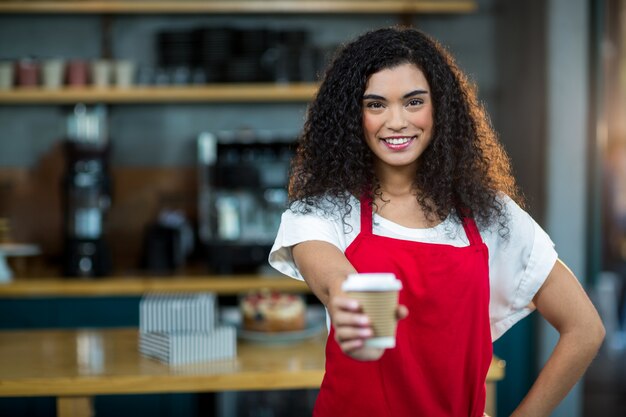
[62,104,112,277]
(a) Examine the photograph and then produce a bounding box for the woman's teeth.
[383,137,413,145]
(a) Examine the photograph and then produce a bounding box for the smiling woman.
[287,27,519,231]
[361,63,434,173]
[268,27,605,417]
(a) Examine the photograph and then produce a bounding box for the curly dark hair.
[289,26,523,233]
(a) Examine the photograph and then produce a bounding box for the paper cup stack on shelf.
[139,292,236,365]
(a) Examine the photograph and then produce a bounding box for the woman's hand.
[329,294,408,361]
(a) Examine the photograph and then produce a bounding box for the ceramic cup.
[113,60,136,88]
[16,58,39,87]
[66,59,89,87]
[91,59,112,88]
[0,61,14,90]
[41,59,65,90]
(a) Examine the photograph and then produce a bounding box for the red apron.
[314,198,492,417]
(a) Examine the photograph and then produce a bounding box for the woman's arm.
[292,240,355,306]
[510,259,605,417]
[292,240,407,360]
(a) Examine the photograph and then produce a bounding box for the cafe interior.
[0,0,625,416]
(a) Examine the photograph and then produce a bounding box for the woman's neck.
[372,164,441,228]
[375,164,417,199]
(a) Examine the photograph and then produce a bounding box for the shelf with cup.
[0,83,319,104]
[0,273,311,298]
[0,1,478,14]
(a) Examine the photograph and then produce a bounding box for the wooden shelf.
[0,1,478,14]
[0,83,319,104]
[0,275,311,297]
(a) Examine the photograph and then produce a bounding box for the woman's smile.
[380,135,417,150]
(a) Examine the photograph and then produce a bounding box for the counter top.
[0,327,325,397]
[0,327,505,397]
[0,327,505,417]
[0,275,311,297]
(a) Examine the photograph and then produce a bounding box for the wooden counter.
[0,328,324,396]
[0,275,311,298]
[0,327,505,417]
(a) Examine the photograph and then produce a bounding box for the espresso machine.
[62,104,112,277]
[198,130,293,273]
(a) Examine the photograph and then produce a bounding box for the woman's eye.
[407,98,424,106]
[365,102,384,109]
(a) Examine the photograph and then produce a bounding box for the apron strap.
[359,196,373,235]
[461,215,483,246]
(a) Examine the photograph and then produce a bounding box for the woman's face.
[362,63,434,172]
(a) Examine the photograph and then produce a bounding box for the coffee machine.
[198,130,293,273]
[62,104,112,278]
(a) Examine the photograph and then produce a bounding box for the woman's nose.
[386,106,408,130]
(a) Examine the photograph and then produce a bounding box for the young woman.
[269,27,605,417]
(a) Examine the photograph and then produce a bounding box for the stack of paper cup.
[342,273,403,348]
[139,292,236,365]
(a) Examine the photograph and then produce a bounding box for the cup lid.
[342,272,402,292]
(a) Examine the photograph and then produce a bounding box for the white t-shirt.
[268,194,558,341]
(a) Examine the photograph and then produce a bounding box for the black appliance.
[198,131,293,274]
[62,104,112,278]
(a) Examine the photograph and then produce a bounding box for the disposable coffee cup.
[342,272,402,348]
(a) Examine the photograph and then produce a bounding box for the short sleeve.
[486,197,558,341]
[268,207,354,280]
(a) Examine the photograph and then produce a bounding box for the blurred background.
[0,0,625,416]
